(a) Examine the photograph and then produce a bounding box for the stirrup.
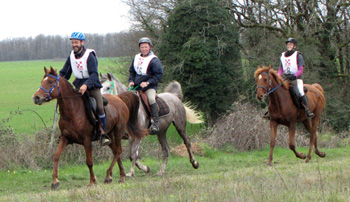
[307,112,315,119]
[262,112,270,120]
[101,135,111,146]
[150,124,159,133]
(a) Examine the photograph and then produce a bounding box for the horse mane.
[254,66,289,89]
[164,81,183,100]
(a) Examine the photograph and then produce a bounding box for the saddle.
[289,85,308,109]
[81,92,109,141]
[139,91,170,118]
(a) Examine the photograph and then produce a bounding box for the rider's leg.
[297,79,314,118]
[146,89,159,133]
[90,89,110,145]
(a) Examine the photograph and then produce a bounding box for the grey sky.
[0,0,131,40]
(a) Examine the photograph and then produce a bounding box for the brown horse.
[255,65,326,165]
[32,67,147,189]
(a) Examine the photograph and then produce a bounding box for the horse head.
[32,66,60,105]
[101,73,118,95]
[255,65,272,102]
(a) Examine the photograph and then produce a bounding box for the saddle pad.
[140,92,170,117]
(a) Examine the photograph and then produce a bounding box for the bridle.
[39,74,60,101]
[257,72,286,96]
[105,80,117,95]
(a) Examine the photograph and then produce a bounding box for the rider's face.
[71,39,84,53]
[286,42,295,51]
[140,43,151,56]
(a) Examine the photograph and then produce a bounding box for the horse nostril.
[259,95,263,99]
[33,96,40,104]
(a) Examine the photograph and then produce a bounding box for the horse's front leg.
[51,136,68,189]
[126,136,150,177]
[83,139,96,187]
[288,122,306,159]
[267,120,278,166]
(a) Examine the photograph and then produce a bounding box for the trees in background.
[158,0,241,124]
[0,31,144,61]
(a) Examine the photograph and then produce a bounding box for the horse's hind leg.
[126,137,150,178]
[172,119,199,169]
[288,122,306,160]
[51,135,68,189]
[83,139,97,187]
[303,117,325,163]
[104,131,126,184]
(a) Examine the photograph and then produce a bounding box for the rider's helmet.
[69,32,85,41]
[138,37,153,47]
[285,38,297,45]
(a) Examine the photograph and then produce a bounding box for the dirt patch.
[171,142,204,157]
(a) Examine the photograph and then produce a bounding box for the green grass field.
[0,58,120,134]
[0,146,349,201]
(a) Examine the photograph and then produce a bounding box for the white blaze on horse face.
[258,75,262,80]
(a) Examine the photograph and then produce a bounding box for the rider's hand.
[140,82,149,88]
[128,82,135,88]
[78,84,88,95]
[288,75,296,81]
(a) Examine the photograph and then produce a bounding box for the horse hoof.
[118,178,125,183]
[51,182,60,190]
[126,173,134,178]
[266,162,272,166]
[104,179,112,184]
[192,161,199,169]
[319,152,326,158]
[145,166,151,173]
[300,153,306,159]
[305,159,310,163]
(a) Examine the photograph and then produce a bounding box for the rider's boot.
[150,103,159,133]
[99,114,110,146]
[301,95,315,118]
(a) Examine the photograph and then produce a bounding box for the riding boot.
[99,114,110,146]
[150,103,159,133]
[301,95,315,118]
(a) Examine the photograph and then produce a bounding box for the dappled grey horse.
[101,73,202,176]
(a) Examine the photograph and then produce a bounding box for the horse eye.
[107,87,110,90]
[49,80,53,84]
[264,78,267,82]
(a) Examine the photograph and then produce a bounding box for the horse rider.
[59,32,110,146]
[128,37,164,133]
[279,38,315,118]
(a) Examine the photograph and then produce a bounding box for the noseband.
[257,72,284,95]
[39,74,60,101]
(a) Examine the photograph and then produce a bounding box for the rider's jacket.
[129,51,163,91]
[60,47,102,90]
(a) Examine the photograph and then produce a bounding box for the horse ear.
[44,66,48,73]
[50,66,57,76]
[99,72,102,79]
[257,65,261,69]
[107,73,112,81]
[268,65,271,69]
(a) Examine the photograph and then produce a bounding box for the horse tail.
[119,91,148,139]
[164,81,203,124]
[183,102,203,124]
[164,81,183,100]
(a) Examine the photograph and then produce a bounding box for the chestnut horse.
[32,67,147,189]
[255,65,326,165]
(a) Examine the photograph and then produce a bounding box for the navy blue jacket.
[129,54,163,91]
[59,47,102,90]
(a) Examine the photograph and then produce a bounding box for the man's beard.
[73,45,83,53]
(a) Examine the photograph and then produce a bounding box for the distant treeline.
[0,31,145,61]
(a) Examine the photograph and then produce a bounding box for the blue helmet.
[69,32,85,41]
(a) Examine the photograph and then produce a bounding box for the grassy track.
[0,146,349,201]
[0,59,117,134]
